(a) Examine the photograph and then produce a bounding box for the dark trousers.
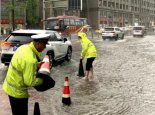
[8,95,28,115]
[86,57,95,70]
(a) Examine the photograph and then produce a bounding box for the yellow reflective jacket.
[3,42,43,98]
[78,32,97,58]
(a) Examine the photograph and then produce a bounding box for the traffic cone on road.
[62,77,71,105]
[33,102,41,115]
[34,55,55,92]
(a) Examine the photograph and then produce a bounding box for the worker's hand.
[83,25,90,28]
[38,62,44,68]
[80,56,84,60]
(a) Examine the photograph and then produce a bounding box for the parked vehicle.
[102,27,124,40]
[133,26,145,37]
[1,29,72,66]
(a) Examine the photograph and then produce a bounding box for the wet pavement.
[1,34,155,115]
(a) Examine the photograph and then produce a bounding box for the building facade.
[48,0,155,29]
[96,0,155,29]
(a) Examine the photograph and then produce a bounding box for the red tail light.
[1,41,11,47]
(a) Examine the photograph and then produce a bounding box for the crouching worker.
[3,34,54,115]
[78,32,97,80]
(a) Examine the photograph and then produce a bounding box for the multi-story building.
[96,0,155,28]
[48,0,155,29]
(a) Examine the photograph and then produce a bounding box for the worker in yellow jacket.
[78,32,97,80]
[3,34,51,115]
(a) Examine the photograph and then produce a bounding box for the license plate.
[104,33,110,36]
[13,46,18,51]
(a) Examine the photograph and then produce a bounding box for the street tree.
[26,0,40,28]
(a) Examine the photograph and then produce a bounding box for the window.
[103,1,107,7]
[48,32,59,41]
[123,4,125,10]
[70,19,75,25]
[54,32,62,40]
[116,3,119,9]
[8,34,33,44]
[75,19,81,25]
[115,28,120,31]
[120,4,122,9]
[83,19,87,25]
[126,5,128,10]
[46,19,58,29]
[80,19,87,25]
[104,28,114,31]
[98,0,102,7]
[64,19,70,25]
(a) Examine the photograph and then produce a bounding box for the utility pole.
[0,0,1,36]
[12,0,15,31]
[43,0,45,29]
[80,0,83,11]
[43,0,53,29]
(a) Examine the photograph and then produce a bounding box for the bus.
[45,16,88,38]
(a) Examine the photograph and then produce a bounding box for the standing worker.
[78,31,97,80]
[2,34,51,115]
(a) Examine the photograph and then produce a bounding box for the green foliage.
[26,0,40,28]
[3,1,26,21]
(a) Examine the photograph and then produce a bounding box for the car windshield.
[133,27,143,30]
[45,19,59,30]
[7,33,34,44]
[104,28,114,31]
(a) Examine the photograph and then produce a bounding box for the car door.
[54,32,68,56]
[44,32,62,59]
[115,28,123,38]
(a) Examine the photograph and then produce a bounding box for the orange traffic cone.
[62,77,71,105]
[34,55,55,92]
[38,55,50,76]
[33,102,41,115]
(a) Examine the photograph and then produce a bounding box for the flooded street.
[1,35,155,115]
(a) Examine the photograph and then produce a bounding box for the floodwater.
[1,34,155,115]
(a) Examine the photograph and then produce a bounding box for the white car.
[102,27,124,40]
[1,29,72,66]
[133,26,145,37]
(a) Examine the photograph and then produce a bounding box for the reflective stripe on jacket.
[78,32,97,58]
[3,42,43,98]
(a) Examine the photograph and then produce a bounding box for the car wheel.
[121,34,124,39]
[115,35,118,40]
[102,37,106,40]
[65,47,72,61]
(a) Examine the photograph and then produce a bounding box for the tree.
[26,0,39,28]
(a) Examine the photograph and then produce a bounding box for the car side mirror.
[63,38,67,42]
[46,42,49,45]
